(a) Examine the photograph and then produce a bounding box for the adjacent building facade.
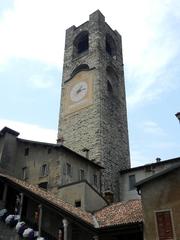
[0,174,143,240]
[119,157,180,201]
[0,127,104,211]
[136,164,180,240]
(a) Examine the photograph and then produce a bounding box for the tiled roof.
[120,157,180,174]
[0,173,143,229]
[0,173,94,226]
[136,162,180,188]
[95,199,143,228]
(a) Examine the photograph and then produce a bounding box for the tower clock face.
[63,70,94,115]
[70,81,88,102]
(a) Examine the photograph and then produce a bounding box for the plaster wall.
[141,169,180,240]
[0,133,18,177]
[84,183,107,212]
[15,141,101,194]
[58,181,107,212]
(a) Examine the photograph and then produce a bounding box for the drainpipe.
[19,193,24,221]
[82,148,89,159]
[2,184,8,207]
[62,219,69,240]
[38,204,42,237]
[137,187,141,196]
[99,170,102,194]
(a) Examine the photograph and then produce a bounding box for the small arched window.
[71,64,89,78]
[107,80,113,93]
[106,66,119,96]
[106,34,117,58]
[73,31,89,57]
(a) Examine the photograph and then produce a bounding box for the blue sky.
[0,0,180,167]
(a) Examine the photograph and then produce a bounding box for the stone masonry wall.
[58,10,130,200]
[58,11,104,163]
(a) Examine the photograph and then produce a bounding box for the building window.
[75,200,81,208]
[155,210,174,240]
[129,174,136,190]
[38,182,48,190]
[106,34,117,57]
[107,80,113,93]
[47,148,52,154]
[77,34,89,54]
[106,66,119,97]
[80,169,85,180]
[40,164,48,177]
[24,147,29,156]
[66,163,72,176]
[22,167,28,180]
[93,174,98,187]
[73,31,89,57]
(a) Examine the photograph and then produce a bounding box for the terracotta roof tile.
[0,173,143,229]
[0,173,94,226]
[95,199,143,228]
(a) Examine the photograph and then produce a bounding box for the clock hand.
[76,86,86,94]
[76,87,82,94]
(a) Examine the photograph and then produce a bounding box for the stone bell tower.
[57,10,130,200]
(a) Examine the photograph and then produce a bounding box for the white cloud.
[0,0,179,169]
[0,0,179,114]
[123,1,180,108]
[149,141,178,150]
[130,149,153,167]
[0,119,57,143]
[29,75,54,89]
[142,121,166,136]
[130,138,180,167]
[0,0,64,66]
[0,0,179,68]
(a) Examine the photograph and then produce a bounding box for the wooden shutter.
[156,210,174,240]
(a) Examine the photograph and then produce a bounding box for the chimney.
[156,157,161,163]
[104,190,114,204]
[175,112,180,123]
[57,136,64,145]
[82,148,89,159]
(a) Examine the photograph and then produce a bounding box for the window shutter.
[26,167,29,179]
[70,165,73,178]
[46,164,49,176]
[63,163,66,175]
[39,166,42,177]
